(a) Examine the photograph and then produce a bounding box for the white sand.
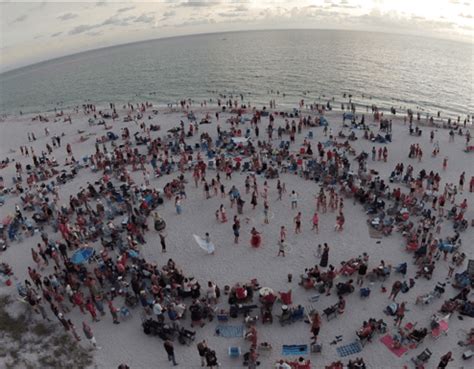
[0,102,472,369]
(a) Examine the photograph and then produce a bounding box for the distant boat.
[222,38,227,40]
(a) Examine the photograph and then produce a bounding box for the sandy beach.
[0,99,472,369]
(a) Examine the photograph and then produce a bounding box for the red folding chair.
[279,290,292,305]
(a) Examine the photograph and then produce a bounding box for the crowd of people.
[0,95,472,369]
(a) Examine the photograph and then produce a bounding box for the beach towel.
[431,320,449,339]
[380,334,408,357]
[282,344,309,356]
[367,225,383,239]
[215,325,243,338]
[336,341,362,357]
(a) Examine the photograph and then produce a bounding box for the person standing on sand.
[312,212,319,233]
[357,262,368,286]
[108,300,120,324]
[232,216,240,244]
[175,196,182,214]
[164,340,178,366]
[389,280,403,301]
[250,190,258,209]
[294,212,302,234]
[280,226,287,242]
[197,340,208,367]
[82,321,100,349]
[437,351,453,369]
[277,239,287,257]
[290,190,298,209]
[459,172,465,192]
[320,244,329,268]
[67,319,81,342]
[159,232,167,252]
[263,200,269,224]
[394,302,406,327]
[310,312,321,343]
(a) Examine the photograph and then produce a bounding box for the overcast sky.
[0,0,472,72]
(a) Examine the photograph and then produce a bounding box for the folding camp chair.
[228,346,241,358]
[411,348,432,366]
[120,306,132,320]
[217,311,229,323]
[279,290,292,305]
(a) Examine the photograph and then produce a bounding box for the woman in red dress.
[250,227,261,248]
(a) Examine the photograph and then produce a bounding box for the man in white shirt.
[153,301,164,321]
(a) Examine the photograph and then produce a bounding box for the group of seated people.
[275,357,310,369]
[228,282,254,304]
[326,358,366,369]
[356,318,387,343]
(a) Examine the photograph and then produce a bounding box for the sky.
[0,0,472,73]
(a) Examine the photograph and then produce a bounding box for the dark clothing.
[320,249,329,268]
[164,341,174,355]
[358,264,368,276]
[164,341,177,366]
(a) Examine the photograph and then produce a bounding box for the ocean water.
[0,30,472,117]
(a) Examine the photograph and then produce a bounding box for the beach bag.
[360,288,371,298]
[401,282,410,293]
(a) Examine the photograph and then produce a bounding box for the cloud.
[117,6,135,13]
[69,24,98,35]
[174,18,217,27]
[134,14,155,24]
[179,1,221,7]
[13,14,28,23]
[459,13,473,18]
[68,13,150,35]
[234,5,248,12]
[163,10,176,17]
[57,13,78,21]
[51,32,63,38]
[87,31,104,36]
[96,1,107,6]
[218,12,240,18]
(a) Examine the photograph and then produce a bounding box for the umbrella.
[71,247,95,265]
[259,287,275,297]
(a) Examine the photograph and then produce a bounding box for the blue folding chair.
[228,347,241,358]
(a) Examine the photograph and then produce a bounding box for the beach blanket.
[282,344,309,356]
[193,234,215,254]
[215,325,243,338]
[336,341,362,357]
[367,225,383,239]
[380,334,408,357]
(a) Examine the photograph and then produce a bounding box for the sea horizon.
[0,29,472,118]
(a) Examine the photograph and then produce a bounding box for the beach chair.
[120,306,132,320]
[462,350,473,360]
[311,342,323,353]
[228,346,241,358]
[323,304,338,321]
[411,348,432,366]
[217,311,229,323]
[279,290,292,305]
